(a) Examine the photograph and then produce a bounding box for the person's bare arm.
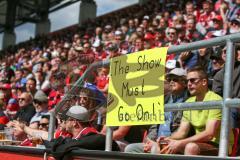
[169,121,191,140]
[23,125,49,140]
[180,119,221,144]
[13,121,48,140]
[160,120,220,154]
[112,126,131,140]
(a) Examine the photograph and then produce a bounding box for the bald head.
[18,92,33,108]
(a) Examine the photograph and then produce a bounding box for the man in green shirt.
[159,66,222,155]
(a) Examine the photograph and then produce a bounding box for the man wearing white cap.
[125,68,188,153]
[43,105,119,159]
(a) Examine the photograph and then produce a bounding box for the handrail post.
[219,40,235,157]
[105,126,113,151]
[48,110,56,141]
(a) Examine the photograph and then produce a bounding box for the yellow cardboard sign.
[106,47,167,126]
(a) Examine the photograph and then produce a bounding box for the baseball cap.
[212,15,223,22]
[66,105,90,122]
[166,68,187,77]
[34,90,48,103]
[114,30,122,36]
[7,98,19,112]
[231,18,240,25]
[106,43,118,52]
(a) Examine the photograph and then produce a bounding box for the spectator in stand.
[125,68,188,153]
[0,61,14,83]
[42,105,119,160]
[5,98,19,121]
[54,113,72,139]
[212,46,240,156]
[164,27,179,47]
[12,92,35,124]
[157,66,233,155]
[197,0,216,35]
[92,40,107,61]
[13,115,51,146]
[26,78,37,97]
[155,28,166,47]
[29,90,49,129]
[209,47,225,77]
[34,71,51,92]
[129,37,144,53]
[185,18,204,42]
[96,67,109,97]
[164,27,180,62]
[205,15,226,39]
[226,0,240,22]
[94,27,103,42]
[228,18,240,34]
[107,43,121,58]
[48,72,66,110]
[158,18,168,30]
[114,30,124,46]
[127,19,136,37]
[0,98,9,125]
[183,1,200,22]
[197,47,213,73]
[14,69,27,88]
[81,42,95,64]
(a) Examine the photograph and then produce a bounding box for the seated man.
[43,105,119,159]
[158,66,232,155]
[124,68,188,153]
[29,90,50,129]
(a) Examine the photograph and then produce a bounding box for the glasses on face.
[187,78,202,84]
[39,123,49,128]
[231,22,239,26]
[33,100,43,105]
[19,98,26,101]
[167,32,176,35]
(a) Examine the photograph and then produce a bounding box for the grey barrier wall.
[50,32,240,158]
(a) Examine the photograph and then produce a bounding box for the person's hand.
[156,136,167,143]
[179,52,191,61]
[143,139,154,153]
[11,120,26,130]
[160,138,184,154]
[6,121,15,127]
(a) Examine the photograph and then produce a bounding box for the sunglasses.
[39,123,49,127]
[187,78,202,84]
[167,32,176,35]
[33,100,43,105]
[19,98,26,101]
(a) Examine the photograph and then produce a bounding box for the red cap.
[212,15,223,22]
[144,33,155,40]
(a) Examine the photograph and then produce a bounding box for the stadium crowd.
[0,0,239,158]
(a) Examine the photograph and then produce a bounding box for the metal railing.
[51,32,240,158]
